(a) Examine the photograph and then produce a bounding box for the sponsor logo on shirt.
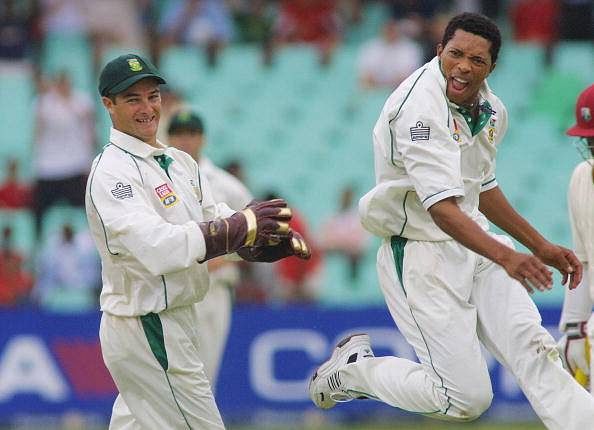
[155,183,178,207]
[110,182,133,200]
[410,121,430,141]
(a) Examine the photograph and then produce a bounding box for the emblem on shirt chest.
[155,183,178,207]
[487,117,497,144]
[452,118,461,143]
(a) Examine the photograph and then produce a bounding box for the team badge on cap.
[410,121,430,141]
[581,107,592,122]
[155,183,178,207]
[128,58,143,72]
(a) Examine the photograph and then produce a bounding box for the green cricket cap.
[98,53,166,96]
[168,110,205,135]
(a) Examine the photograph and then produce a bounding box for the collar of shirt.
[109,127,168,159]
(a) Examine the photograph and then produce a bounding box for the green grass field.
[230,421,545,430]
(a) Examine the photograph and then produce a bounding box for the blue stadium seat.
[0,74,34,177]
[41,34,94,94]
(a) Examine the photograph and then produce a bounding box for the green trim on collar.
[457,100,493,136]
[154,154,174,179]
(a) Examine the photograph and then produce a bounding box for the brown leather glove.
[237,231,311,262]
[199,199,292,262]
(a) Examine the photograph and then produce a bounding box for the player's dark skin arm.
[478,186,582,289]
[429,197,554,294]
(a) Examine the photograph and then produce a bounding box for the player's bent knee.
[455,384,493,421]
[465,390,493,421]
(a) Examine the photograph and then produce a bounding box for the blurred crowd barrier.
[0,304,563,427]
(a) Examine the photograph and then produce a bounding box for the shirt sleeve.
[88,155,206,276]
[198,166,236,221]
[568,167,587,262]
[392,84,464,210]
[480,102,507,193]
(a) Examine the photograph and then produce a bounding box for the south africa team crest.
[155,183,178,207]
[487,117,497,144]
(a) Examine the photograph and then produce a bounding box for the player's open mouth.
[136,116,155,125]
[451,77,469,92]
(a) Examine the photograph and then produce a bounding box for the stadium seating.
[2,3,591,306]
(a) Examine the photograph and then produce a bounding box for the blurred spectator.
[224,159,249,184]
[232,0,274,44]
[451,0,481,14]
[0,226,33,306]
[260,192,322,304]
[558,0,594,41]
[32,71,95,239]
[318,186,369,280]
[337,0,363,26]
[231,0,275,65]
[510,0,559,45]
[0,159,32,209]
[0,0,35,72]
[479,0,503,19]
[389,0,439,38]
[423,12,452,61]
[35,223,100,312]
[235,260,276,304]
[84,0,149,72]
[274,0,342,66]
[388,0,448,62]
[357,18,423,90]
[160,0,234,67]
[156,86,186,145]
[40,0,87,38]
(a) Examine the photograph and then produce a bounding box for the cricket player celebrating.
[558,83,594,394]
[86,54,310,429]
[309,13,594,429]
[166,109,253,391]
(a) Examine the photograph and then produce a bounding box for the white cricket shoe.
[308,333,375,409]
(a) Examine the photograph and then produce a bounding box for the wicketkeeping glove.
[237,231,311,262]
[557,321,590,388]
[199,199,292,262]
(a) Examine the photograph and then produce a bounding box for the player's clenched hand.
[243,199,293,247]
[499,249,553,294]
[198,198,293,262]
[238,231,311,262]
[534,242,582,290]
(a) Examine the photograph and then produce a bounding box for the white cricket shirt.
[568,160,594,297]
[199,157,252,211]
[359,56,508,241]
[85,128,234,317]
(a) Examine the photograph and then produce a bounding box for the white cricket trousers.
[194,280,233,391]
[100,304,225,429]
[340,235,594,429]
